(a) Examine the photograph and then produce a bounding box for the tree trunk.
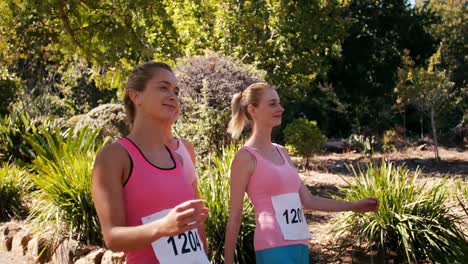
[403,109,407,140]
[430,107,440,162]
[420,115,424,139]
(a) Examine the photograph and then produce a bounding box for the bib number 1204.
[167,230,202,256]
[282,208,304,224]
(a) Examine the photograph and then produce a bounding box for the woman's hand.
[351,198,380,213]
[158,199,209,237]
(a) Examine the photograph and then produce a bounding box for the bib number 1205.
[282,208,304,224]
[167,230,202,256]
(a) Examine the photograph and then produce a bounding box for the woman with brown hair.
[92,62,210,264]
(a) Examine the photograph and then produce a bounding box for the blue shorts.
[255,244,309,264]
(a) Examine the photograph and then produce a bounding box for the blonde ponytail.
[227,92,247,139]
[227,82,273,139]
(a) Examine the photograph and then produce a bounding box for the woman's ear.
[128,89,141,105]
[247,104,256,118]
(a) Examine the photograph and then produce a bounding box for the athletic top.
[117,138,196,263]
[173,138,196,184]
[242,144,310,251]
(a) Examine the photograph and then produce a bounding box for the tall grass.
[0,163,31,221]
[27,126,106,246]
[198,143,255,264]
[332,161,467,263]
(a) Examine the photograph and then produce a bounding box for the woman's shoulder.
[95,141,130,166]
[178,138,195,152]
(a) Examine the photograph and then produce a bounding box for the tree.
[395,49,456,161]
[327,0,439,134]
[417,0,467,88]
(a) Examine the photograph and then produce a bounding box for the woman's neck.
[246,124,273,149]
[127,115,170,148]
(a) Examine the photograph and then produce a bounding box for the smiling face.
[248,88,284,128]
[130,68,180,123]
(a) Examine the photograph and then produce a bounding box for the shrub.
[174,53,265,159]
[175,53,265,110]
[0,79,18,116]
[283,118,326,169]
[382,127,407,152]
[74,103,129,141]
[174,97,231,161]
[0,110,65,164]
[0,163,31,221]
[452,113,468,149]
[198,143,255,264]
[332,161,467,263]
[27,127,106,246]
[347,133,376,156]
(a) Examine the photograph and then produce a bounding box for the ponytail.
[227,92,247,139]
[227,82,272,139]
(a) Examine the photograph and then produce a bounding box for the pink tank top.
[173,138,196,184]
[243,144,310,251]
[117,138,196,264]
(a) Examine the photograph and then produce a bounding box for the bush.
[452,113,468,149]
[0,110,65,164]
[27,127,106,246]
[175,53,265,110]
[198,143,255,264]
[174,53,265,159]
[0,163,31,221]
[283,118,326,169]
[332,161,467,263]
[74,103,129,141]
[347,133,376,156]
[0,79,18,116]
[382,127,407,152]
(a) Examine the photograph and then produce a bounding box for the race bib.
[141,209,210,264]
[271,193,311,240]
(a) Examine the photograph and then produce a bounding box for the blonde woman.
[224,82,379,264]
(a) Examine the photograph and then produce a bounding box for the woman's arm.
[92,143,208,252]
[277,145,379,213]
[182,139,209,255]
[223,149,255,264]
[299,183,379,212]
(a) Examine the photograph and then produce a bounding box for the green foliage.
[0,0,464,142]
[395,49,457,160]
[382,127,407,152]
[27,127,106,246]
[198,143,255,264]
[0,163,31,221]
[0,111,34,164]
[347,133,376,156]
[283,118,326,167]
[74,103,129,141]
[174,53,264,159]
[0,78,17,116]
[423,0,467,88]
[327,0,439,133]
[175,99,231,163]
[0,110,66,164]
[332,161,467,263]
[395,49,456,115]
